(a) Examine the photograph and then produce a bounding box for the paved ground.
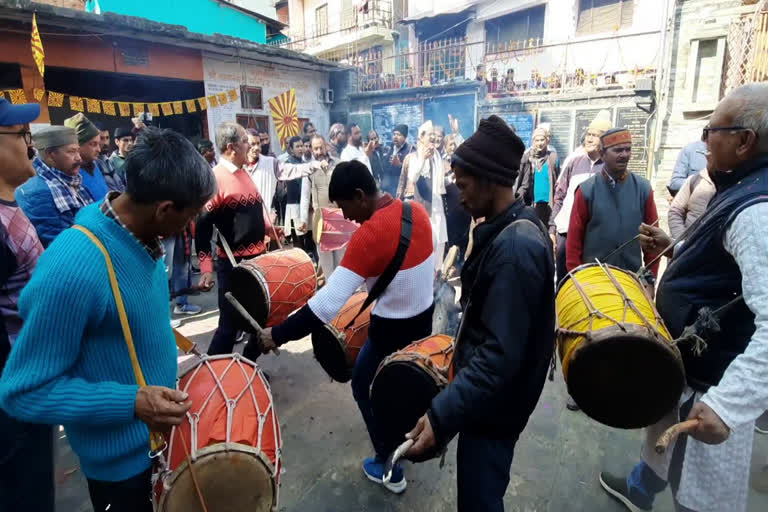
[54,283,768,512]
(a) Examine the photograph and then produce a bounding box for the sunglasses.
[0,130,32,145]
[701,125,750,142]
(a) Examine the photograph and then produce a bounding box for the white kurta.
[406,152,448,269]
[642,202,768,512]
[340,144,372,173]
[246,155,279,221]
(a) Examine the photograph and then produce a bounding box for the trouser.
[627,396,695,511]
[208,258,240,355]
[351,336,412,458]
[87,467,153,512]
[0,409,54,511]
[456,433,517,512]
[556,232,567,286]
[162,235,191,307]
[534,202,552,227]
[318,247,346,278]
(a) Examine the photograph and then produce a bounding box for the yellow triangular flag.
[31,13,45,77]
[33,88,45,102]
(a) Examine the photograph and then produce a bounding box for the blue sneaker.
[363,456,407,494]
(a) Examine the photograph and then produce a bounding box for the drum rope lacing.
[379,342,454,387]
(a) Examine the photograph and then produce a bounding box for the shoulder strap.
[344,201,414,329]
[72,224,166,453]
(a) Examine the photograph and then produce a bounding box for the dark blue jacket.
[15,175,74,248]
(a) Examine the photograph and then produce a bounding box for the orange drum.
[229,248,317,328]
[370,335,454,454]
[155,354,282,512]
[311,292,373,382]
[314,207,359,252]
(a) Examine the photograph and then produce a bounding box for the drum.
[229,248,317,328]
[156,354,282,512]
[311,292,373,382]
[556,262,684,429]
[313,207,359,252]
[370,335,454,454]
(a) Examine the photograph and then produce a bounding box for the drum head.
[567,327,685,429]
[311,326,352,383]
[159,444,276,512]
[229,265,269,329]
[370,362,441,455]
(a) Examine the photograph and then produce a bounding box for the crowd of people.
[0,80,766,512]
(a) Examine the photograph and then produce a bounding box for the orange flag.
[269,89,299,147]
[31,13,45,77]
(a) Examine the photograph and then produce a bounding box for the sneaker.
[756,410,768,434]
[566,395,580,411]
[236,331,247,344]
[363,456,407,494]
[599,472,650,512]
[170,319,182,329]
[174,304,202,315]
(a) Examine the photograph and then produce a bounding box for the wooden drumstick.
[655,419,700,454]
[224,292,280,356]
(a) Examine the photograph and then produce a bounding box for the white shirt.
[246,155,279,213]
[219,157,240,173]
[340,144,372,173]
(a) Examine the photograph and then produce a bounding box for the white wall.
[230,0,279,19]
[202,53,330,152]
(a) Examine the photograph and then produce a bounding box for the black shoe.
[599,472,650,512]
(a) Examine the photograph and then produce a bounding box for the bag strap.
[72,225,166,454]
[344,201,414,329]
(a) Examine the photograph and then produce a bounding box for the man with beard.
[565,128,660,284]
[367,130,387,186]
[259,131,276,158]
[382,124,411,196]
[515,127,561,225]
[598,82,768,512]
[340,123,373,173]
[17,126,94,247]
[327,123,347,159]
[64,113,119,199]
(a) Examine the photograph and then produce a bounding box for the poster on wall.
[538,109,573,161]
[615,106,651,177]
[496,112,535,148]
[372,100,423,148]
[423,94,476,142]
[573,108,612,153]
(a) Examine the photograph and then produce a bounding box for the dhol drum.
[370,335,454,454]
[313,207,359,253]
[229,248,317,328]
[311,292,373,382]
[155,354,282,512]
[556,262,684,429]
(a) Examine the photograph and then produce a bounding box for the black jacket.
[429,200,555,442]
[515,149,560,206]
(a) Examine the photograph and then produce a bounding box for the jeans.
[456,433,517,512]
[207,258,239,355]
[87,467,153,512]
[556,232,568,286]
[351,336,410,458]
[0,409,54,511]
[162,235,191,307]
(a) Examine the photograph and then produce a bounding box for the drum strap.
[72,225,168,455]
[344,201,414,329]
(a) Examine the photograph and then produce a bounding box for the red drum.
[314,207,359,253]
[155,354,282,512]
[311,292,373,382]
[229,248,317,328]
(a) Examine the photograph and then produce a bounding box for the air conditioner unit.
[320,88,334,104]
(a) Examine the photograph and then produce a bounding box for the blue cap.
[0,97,41,126]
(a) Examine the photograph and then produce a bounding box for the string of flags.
[0,87,239,117]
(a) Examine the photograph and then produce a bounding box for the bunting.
[69,96,84,112]
[86,98,101,114]
[31,13,45,77]
[118,102,131,117]
[172,101,184,115]
[102,101,116,116]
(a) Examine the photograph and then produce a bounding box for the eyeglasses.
[701,125,749,141]
[0,130,32,145]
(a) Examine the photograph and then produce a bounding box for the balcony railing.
[351,32,659,96]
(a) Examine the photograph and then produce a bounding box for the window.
[236,114,269,133]
[240,86,263,110]
[485,5,546,49]
[316,4,329,36]
[684,36,726,110]
[576,0,634,36]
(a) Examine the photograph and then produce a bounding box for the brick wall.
[35,0,85,10]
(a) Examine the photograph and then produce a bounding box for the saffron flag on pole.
[269,89,299,148]
[31,13,45,77]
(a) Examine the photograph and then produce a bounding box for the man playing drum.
[404,116,556,511]
[599,83,768,512]
[0,128,216,512]
[255,160,435,493]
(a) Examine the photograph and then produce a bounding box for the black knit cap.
[453,115,525,186]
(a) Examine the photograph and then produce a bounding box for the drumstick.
[224,292,280,356]
[178,427,210,512]
[655,419,700,454]
[383,439,414,484]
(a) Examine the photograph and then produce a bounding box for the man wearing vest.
[0,128,216,512]
[599,83,768,512]
[253,160,435,494]
[565,128,660,287]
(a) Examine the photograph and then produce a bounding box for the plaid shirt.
[99,192,164,260]
[32,157,94,214]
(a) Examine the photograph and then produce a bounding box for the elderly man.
[382,124,412,196]
[668,139,708,197]
[64,113,123,198]
[599,83,768,512]
[0,98,54,512]
[516,126,561,225]
[0,127,216,512]
[109,127,135,181]
[16,126,94,247]
[565,128,660,279]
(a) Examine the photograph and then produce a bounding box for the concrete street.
[54,282,768,512]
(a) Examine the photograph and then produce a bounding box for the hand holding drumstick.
[655,402,730,453]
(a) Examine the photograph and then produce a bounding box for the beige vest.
[311,159,337,243]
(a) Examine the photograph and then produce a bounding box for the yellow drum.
[556,263,684,429]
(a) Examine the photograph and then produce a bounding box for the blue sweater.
[0,203,176,481]
[80,162,110,201]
